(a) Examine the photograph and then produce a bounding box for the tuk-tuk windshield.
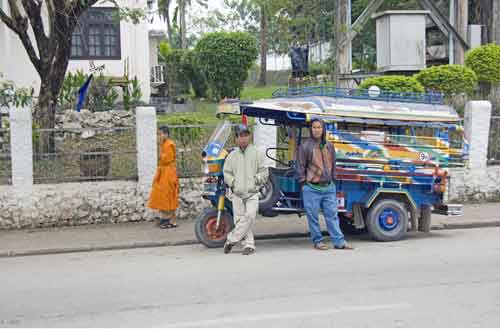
[202,120,233,158]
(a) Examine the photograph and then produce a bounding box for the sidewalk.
[1,203,500,257]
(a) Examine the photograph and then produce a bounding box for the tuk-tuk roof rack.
[272,86,444,105]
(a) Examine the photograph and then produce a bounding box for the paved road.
[1,228,500,327]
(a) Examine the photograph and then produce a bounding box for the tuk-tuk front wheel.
[366,199,408,241]
[194,208,234,248]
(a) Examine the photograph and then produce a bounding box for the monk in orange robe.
[148,126,179,229]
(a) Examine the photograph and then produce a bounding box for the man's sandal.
[159,219,178,229]
[313,242,329,250]
[333,243,354,250]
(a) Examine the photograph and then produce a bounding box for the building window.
[70,7,121,60]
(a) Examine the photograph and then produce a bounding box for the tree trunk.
[34,81,56,155]
[257,6,268,86]
[479,0,492,43]
[179,0,187,49]
[454,0,468,65]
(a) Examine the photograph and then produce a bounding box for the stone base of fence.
[448,165,500,203]
[0,178,209,230]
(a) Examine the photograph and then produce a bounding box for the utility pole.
[334,0,351,88]
[454,0,469,64]
[492,0,500,43]
[449,0,455,64]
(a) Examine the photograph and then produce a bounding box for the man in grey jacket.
[223,124,268,255]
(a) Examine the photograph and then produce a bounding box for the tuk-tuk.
[195,86,468,247]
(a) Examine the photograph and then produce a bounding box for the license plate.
[337,192,345,210]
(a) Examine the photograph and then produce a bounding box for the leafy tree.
[195,32,258,99]
[158,0,207,48]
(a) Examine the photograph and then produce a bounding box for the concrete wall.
[0,0,150,101]
[0,179,210,230]
[447,101,499,202]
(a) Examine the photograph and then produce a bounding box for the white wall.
[0,0,150,102]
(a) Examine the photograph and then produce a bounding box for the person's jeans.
[302,183,346,247]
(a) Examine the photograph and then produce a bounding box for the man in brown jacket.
[297,119,353,250]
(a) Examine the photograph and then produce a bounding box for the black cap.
[235,124,250,136]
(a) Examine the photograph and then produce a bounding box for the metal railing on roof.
[272,86,444,105]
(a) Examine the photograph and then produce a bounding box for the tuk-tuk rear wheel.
[366,199,408,242]
[194,208,234,248]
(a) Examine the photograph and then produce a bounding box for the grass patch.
[157,85,286,125]
[240,85,285,100]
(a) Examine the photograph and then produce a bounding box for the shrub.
[195,32,258,100]
[58,71,120,112]
[161,49,192,97]
[358,75,425,93]
[58,70,88,108]
[122,76,142,110]
[465,44,500,84]
[158,41,172,61]
[309,63,331,77]
[414,64,478,96]
[184,50,208,98]
[86,74,119,112]
[166,116,205,147]
[0,73,33,108]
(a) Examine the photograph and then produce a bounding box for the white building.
[0,0,151,102]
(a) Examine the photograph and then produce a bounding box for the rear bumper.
[432,204,463,216]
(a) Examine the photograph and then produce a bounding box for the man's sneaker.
[223,242,233,254]
[242,247,255,255]
[313,241,329,250]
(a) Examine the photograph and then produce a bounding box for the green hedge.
[465,44,500,84]
[309,63,332,77]
[415,64,478,96]
[358,75,425,93]
[195,32,258,100]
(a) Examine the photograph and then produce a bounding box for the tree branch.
[0,7,19,32]
[21,0,50,65]
[3,0,42,74]
[45,0,57,52]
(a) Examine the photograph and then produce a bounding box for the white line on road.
[163,303,413,327]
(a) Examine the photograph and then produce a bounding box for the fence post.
[464,101,492,170]
[9,106,33,189]
[136,106,157,192]
[254,118,276,168]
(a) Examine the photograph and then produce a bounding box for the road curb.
[1,222,500,258]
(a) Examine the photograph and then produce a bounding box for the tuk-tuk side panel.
[338,180,443,213]
[331,130,451,167]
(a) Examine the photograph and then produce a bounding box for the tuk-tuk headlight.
[202,158,210,175]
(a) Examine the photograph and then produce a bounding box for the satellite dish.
[368,85,381,98]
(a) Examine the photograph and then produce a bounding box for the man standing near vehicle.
[223,124,268,255]
[297,119,353,250]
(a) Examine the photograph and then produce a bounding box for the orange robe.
[148,139,179,211]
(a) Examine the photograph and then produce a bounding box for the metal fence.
[488,116,500,165]
[163,124,242,178]
[33,127,137,184]
[0,128,11,185]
